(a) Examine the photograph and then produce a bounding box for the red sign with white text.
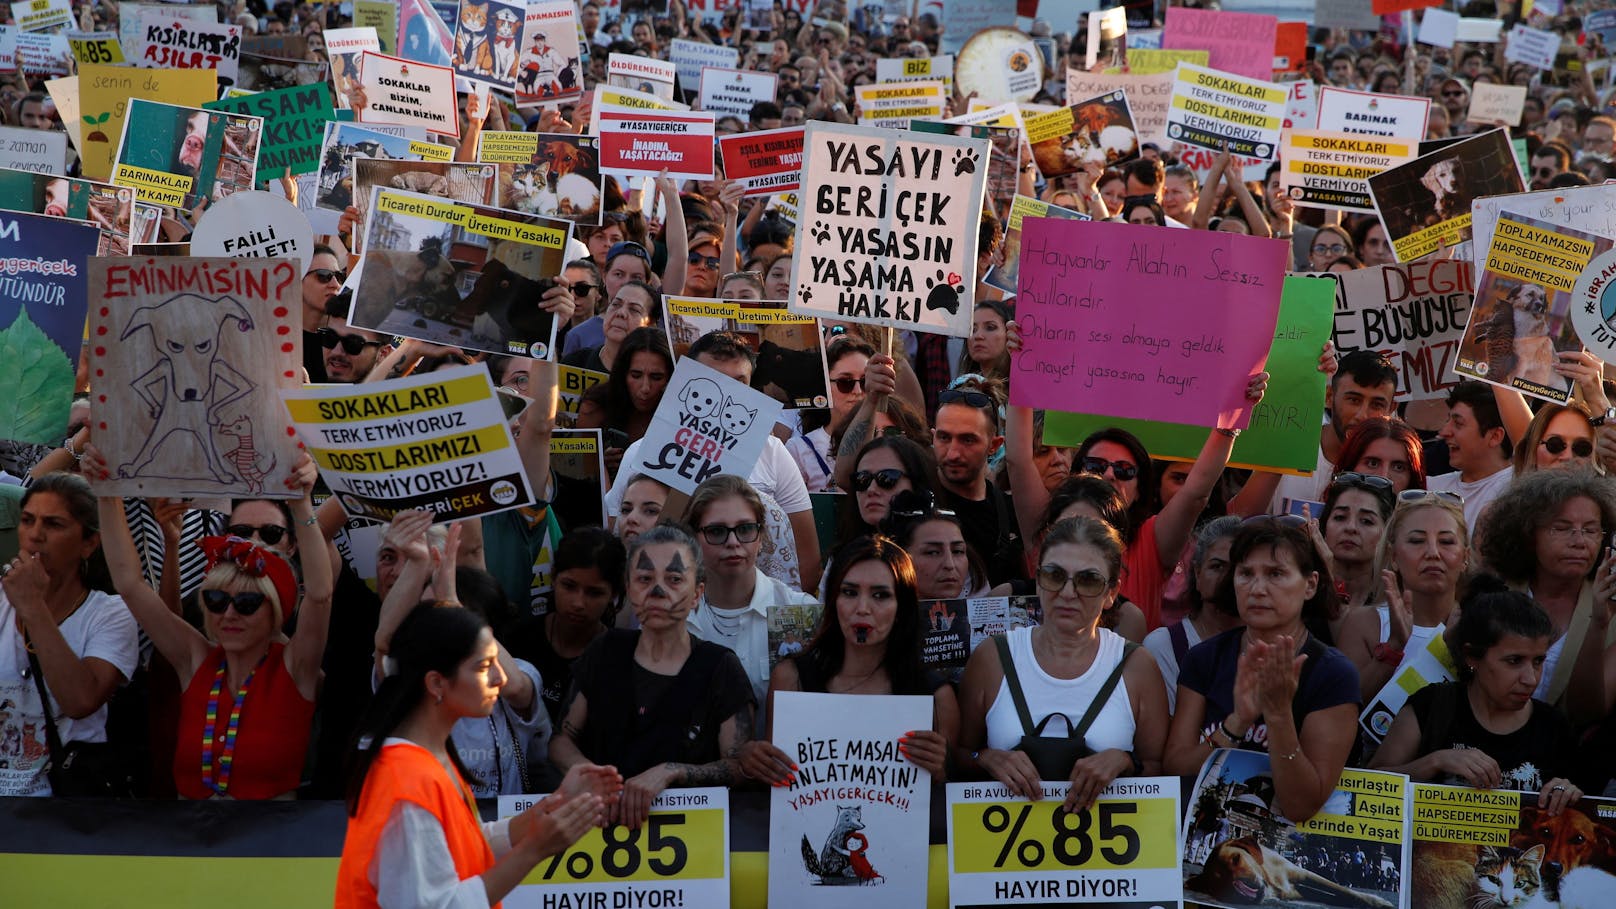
[718,126,804,197]
[597,110,716,181]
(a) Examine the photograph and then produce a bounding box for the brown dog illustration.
[1187,836,1393,908]
[1513,805,1616,896]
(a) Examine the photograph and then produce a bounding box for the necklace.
[202,654,267,797]
[18,589,91,653]
[705,603,744,639]
[830,662,884,693]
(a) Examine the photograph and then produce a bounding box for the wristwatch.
[1591,406,1616,428]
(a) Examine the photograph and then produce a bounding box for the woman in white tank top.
[957,517,1169,815]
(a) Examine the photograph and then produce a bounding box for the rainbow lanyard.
[201,656,266,797]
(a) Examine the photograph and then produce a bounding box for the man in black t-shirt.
[932,382,1023,584]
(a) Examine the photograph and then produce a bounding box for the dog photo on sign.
[85,257,305,498]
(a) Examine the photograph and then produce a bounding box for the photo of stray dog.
[1188,835,1395,909]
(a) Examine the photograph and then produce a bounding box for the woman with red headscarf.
[86,446,333,799]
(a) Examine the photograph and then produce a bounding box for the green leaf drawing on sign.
[0,307,73,445]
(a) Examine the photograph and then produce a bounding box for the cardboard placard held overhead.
[1161,6,1277,82]
[1571,248,1616,362]
[607,52,677,101]
[310,121,448,233]
[788,121,990,338]
[357,51,460,138]
[0,167,138,255]
[698,67,777,120]
[449,0,525,92]
[86,257,305,498]
[596,109,716,181]
[1504,23,1559,70]
[189,189,313,263]
[1165,62,1286,161]
[1468,184,1616,278]
[112,99,262,213]
[853,80,948,128]
[667,37,737,95]
[1333,261,1475,401]
[0,126,66,174]
[0,210,97,445]
[1315,86,1431,140]
[133,12,241,87]
[515,0,585,107]
[324,26,379,110]
[203,81,336,183]
[718,126,805,197]
[1468,82,1528,127]
[476,132,603,226]
[1367,129,1523,263]
[1279,130,1418,213]
[11,0,72,33]
[1025,89,1140,180]
[77,62,219,181]
[1068,69,1173,148]
[634,356,784,495]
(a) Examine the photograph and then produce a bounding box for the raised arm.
[285,452,334,699]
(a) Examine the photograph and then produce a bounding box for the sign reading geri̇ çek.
[788,120,990,337]
[596,109,715,181]
[635,355,783,495]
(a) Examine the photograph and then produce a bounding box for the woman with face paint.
[738,535,960,784]
[549,525,757,829]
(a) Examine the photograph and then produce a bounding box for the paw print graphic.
[924,270,961,315]
[800,286,815,307]
[951,149,977,176]
[810,220,832,244]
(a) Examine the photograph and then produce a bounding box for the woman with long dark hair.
[336,604,618,908]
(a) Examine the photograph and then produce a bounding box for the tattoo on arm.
[664,761,737,787]
[560,718,583,741]
[726,705,756,758]
[838,416,872,459]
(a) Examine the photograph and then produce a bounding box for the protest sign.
[588,84,689,133]
[662,296,826,408]
[1086,6,1127,70]
[1316,86,1431,140]
[448,0,522,91]
[919,595,1040,678]
[1283,79,1319,132]
[952,27,1042,103]
[113,99,262,212]
[14,31,69,76]
[78,63,219,181]
[718,126,804,197]
[597,109,716,181]
[1161,6,1277,82]
[1125,48,1206,75]
[236,44,328,94]
[1591,9,1616,47]
[667,37,737,95]
[1026,90,1140,180]
[608,52,677,101]
[788,121,990,337]
[1043,274,1332,474]
[1273,20,1307,74]
[0,167,137,256]
[1316,0,1380,31]
[1012,219,1284,429]
[310,121,446,232]
[1066,69,1173,147]
[948,778,1181,908]
[1505,23,1559,70]
[1410,787,1616,906]
[203,81,335,183]
[65,31,124,66]
[352,186,569,357]
[636,355,784,493]
[350,159,494,249]
[1359,634,1456,748]
[0,211,95,445]
[0,26,15,72]
[477,132,602,226]
[557,364,607,420]
[497,788,729,909]
[1455,212,1612,404]
[699,67,778,120]
[1468,82,1527,127]
[189,190,313,264]
[1183,750,1410,909]
[767,602,821,671]
[85,257,303,498]
[283,364,534,522]
[769,691,931,908]
[396,0,452,67]
[0,125,64,174]
[1165,63,1285,161]
[10,0,70,32]
[354,0,397,53]
[134,12,241,87]
[324,27,379,111]
[983,195,1087,297]
[1373,0,1439,10]
[118,2,216,55]
[875,53,954,91]
[548,428,607,528]
[357,51,459,137]
[1571,248,1616,361]
[1368,129,1523,262]
[515,0,584,107]
[1334,261,1475,402]
[911,119,1021,222]
[853,80,948,128]
[1279,130,1418,213]
[1469,185,1616,277]
[1418,8,1459,47]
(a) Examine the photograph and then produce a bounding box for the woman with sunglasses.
[956,517,1168,812]
[789,337,873,492]
[1337,491,1468,722]
[1319,472,1396,641]
[739,535,959,786]
[840,435,938,540]
[1165,518,1358,822]
[563,281,656,377]
[90,448,333,800]
[683,475,818,709]
[1513,402,1600,475]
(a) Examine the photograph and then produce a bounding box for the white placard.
[1468,82,1528,127]
[1418,9,1459,48]
[608,52,677,101]
[1504,23,1559,70]
[1316,86,1431,141]
[699,66,777,120]
[635,356,784,495]
[0,124,66,173]
[667,37,738,95]
[357,51,460,138]
[134,11,241,87]
[9,0,71,33]
[189,190,313,263]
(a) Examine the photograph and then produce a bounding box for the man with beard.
[930,378,1022,585]
[318,291,391,383]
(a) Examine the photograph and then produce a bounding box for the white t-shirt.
[1142,618,1203,714]
[1426,466,1513,536]
[0,590,138,796]
[1268,444,1334,517]
[605,434,813,516]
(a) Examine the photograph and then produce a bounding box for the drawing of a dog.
[118,294,256,485]
[1187,835,1393,908]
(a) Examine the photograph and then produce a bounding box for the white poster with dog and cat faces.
[788,121,990,338]
[85,257,305,499]
[768,691,933,909]
[1454,211,1613,405]
[1184,749,1410,909]
[635,356,783,496]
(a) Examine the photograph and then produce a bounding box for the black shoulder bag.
[992,634,1140,781]
[26,650,136,798]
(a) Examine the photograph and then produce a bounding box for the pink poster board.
[1009,219,1287,430]
[1161,6,1279,83]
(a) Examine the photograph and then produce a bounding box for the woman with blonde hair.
[1512,402,1600,475]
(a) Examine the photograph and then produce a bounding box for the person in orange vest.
[336,603,621,908]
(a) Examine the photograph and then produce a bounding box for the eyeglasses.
[1442,89,1467,97]
[1545,523,1604,542]
[1397,489,1464,506]
[1541,435,1594,458]
[201,589,269,617]
[227,523,287,546]
[688,252,721,269]
[307,268,346,284]
[1242,514,1309,529]
[1331,471,1394,492]
[938,388,994,409]
[317,328,382,354]
[1081,457,1138,481]
[852,468,906,492]
[1312,243,1348,256]
[1035,564,1109,597]
[831,376,866,394]
[699,522,762,544]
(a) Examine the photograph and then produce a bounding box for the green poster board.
[205,82,336,184]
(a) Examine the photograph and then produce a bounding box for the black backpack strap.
[27,649,68,775]
[992,633,1037,736]
[1169,622,1190,668]
[1072,642,1140,740]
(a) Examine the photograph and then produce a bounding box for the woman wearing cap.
[563,280,656,376]
[88,446,333,799]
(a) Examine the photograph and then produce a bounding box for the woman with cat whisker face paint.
[1371,576,1581,817]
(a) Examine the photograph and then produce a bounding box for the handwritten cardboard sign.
[1165,63,1286,161]
[1315,86,1430,140]
[357,51,459,138]
[1505,23,1560,70]
[1469,184,1616,278]
[635,355,784,495]
[596,109,716,181]
[1161,6,1277,82]
[135,12,241,87]
[718,126,804,197]
[1280,130,1418,213]
[1011,219,1285,430]
[0,125,65,174]
[1468,82,1527,127]
[1067,69,1173,148]
[788,121,989,338]
[1334,261,1476,401]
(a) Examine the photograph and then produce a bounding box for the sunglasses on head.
[1080,457,1138,481]
[602,211,632,223]
[1035,564,1109,597]
[938,388,993,409]
[1398,489,1464,506]
[1331,471,1394,492]
[317,328,381,355]
[831,376,866,394]
[699,521,762,545]
[307,268,346,284]
[688,252,721,268]
[1541,435,1594,458]
[227,523,287,546]
[201,589,269,617]
[852,468,906,492]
